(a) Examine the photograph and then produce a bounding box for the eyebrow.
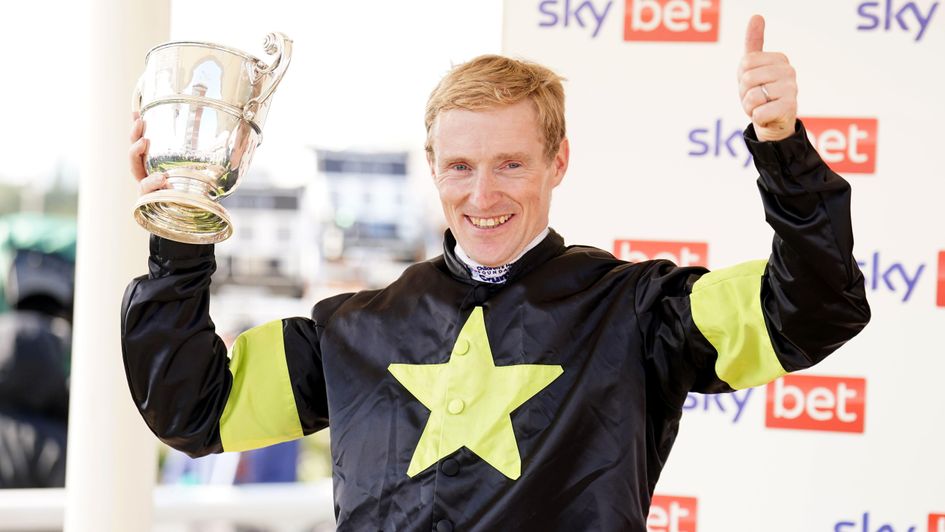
[438,152,533,165]
[493,152,532,162]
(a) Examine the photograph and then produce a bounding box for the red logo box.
[930,513,945,532]
[613,240,708,267]
[648,495,698,532]
[937,252,945,308]
[800,117,878,174]
[765,375,866,433]
[624,0,720,42]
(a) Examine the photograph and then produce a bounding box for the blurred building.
[314,150,427,289]
[316,150,424,262]
[215,183,316,298]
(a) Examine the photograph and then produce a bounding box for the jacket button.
[441,458,460,476]
[447,399,465,414]
[453,338,469,356]
[436,520,454,532]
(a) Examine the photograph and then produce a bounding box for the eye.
[450,163,471,172]
[506,162,522,169]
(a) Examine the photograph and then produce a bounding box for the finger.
[130,117,143,142]
[739,63,795,99]
[741,86,769,117]
[751,99,794,129]
[129,138,149,180]
[741,80,795,117]
[738,51,788,76]
[138,173,168,196]
[745,14,765,54]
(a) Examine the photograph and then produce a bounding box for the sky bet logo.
[857,1,941,42]
[684,388,753,423]
[685,374,867,434]
[646,495,697,532]
[687,117,878,174]
[613,239,708,267]
[834,511,945,531]
[933,514,945,532]
[803,118,878,174]
[625,0,719,41]
[938,252,945,306]
[537,0,720,41]
[855,251,945,305]
[765,375,866,434]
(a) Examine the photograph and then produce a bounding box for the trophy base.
[134,189,233,245]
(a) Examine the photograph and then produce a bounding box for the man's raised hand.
[129,111,168,196]
[737,15,798,142]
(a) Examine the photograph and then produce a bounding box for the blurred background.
[0,1,500,530]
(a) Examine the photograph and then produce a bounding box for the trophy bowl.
[132,32,292,244]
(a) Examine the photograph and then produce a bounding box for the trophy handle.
[242,32,293,122]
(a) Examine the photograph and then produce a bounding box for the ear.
[550,137,570,187]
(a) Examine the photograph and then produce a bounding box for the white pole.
[65,1,170,531]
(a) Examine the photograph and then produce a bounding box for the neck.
[455,228,549,283]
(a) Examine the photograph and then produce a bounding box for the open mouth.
[467,214,514,229]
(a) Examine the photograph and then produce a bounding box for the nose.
[468,168,502,211]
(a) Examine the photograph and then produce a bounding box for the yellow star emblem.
[388,306,563,480]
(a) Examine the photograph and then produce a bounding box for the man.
[123,16,869,531]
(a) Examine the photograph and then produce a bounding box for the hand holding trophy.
[131,33,292,244]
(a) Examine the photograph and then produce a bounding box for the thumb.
[745,14,765,54]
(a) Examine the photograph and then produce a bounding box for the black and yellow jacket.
[121,122,870,531]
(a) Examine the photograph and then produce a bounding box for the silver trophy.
[132,32,292,244]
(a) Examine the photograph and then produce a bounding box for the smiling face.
[429,99,569,267]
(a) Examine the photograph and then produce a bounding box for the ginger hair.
[424,55,566,161]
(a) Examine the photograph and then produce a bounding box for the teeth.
[470,214,512,228]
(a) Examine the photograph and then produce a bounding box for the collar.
[454,228,550,284]
[439,227,566,286]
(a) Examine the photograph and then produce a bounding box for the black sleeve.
[635,120,871,408]
[120,236,330,457]
[747,120,871,370]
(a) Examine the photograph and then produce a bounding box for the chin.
[455,226,524,266]
[467,245,517,267]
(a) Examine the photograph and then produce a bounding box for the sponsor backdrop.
[503,1,944,530]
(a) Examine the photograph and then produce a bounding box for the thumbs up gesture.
[738,15,798,142]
